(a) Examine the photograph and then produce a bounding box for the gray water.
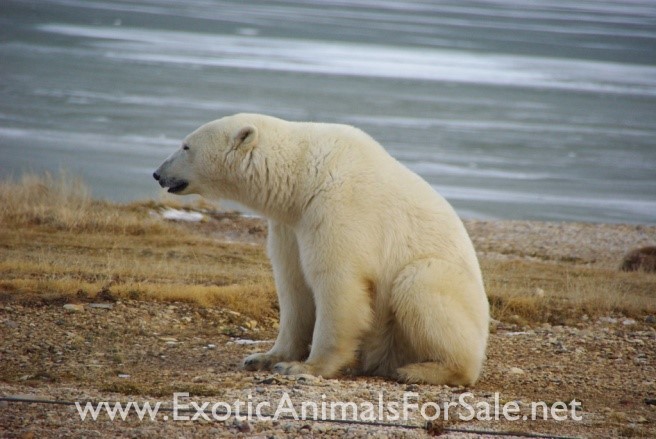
[1,0,656,223]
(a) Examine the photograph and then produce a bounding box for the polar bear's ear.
[232,125,258,150]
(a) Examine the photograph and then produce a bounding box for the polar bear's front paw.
[243,352,279,371]
[272,361,316,376]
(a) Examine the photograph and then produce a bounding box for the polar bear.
[154,113,489,386]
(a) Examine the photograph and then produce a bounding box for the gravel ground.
[1,219,655,438]
[465,220,655,269]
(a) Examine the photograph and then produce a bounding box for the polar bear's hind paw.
[272,361,316,376]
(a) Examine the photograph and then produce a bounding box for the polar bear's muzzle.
[153,171,189,194]
[163,178,189,194]
[153,149,192,194]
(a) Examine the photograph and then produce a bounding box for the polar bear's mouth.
[167,181,189,194]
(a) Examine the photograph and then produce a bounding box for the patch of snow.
[161,208,204,222]
[227,338,272,345]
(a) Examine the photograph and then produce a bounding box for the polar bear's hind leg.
[391,258,488,387]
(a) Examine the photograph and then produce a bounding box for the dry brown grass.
[484,259,655,324]
[0,172,276,321]
[0,171,168,234]
[1,172,654,326]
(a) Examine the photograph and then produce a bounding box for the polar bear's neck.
[226,127,326,225]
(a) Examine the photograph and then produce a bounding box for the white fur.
[154,113,490,386]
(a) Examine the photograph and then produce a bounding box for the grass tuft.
[0,171,170,234]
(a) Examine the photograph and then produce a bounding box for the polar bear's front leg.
[273,273,373,378]
[243,221,315,371]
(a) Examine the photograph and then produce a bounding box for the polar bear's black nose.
[153,172,160,181]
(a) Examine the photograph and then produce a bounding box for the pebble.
[282,423,294,433]
[3,319,18,328]
[509,367,525,374]
[159,337,177,342]
[63,304,85,312]
[88,303,113,310]
[295,374,320,384]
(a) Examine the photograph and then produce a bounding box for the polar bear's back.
[284,118,481,285]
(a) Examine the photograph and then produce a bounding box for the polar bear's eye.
[183,144,190,151]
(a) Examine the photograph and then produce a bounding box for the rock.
[3,319,18,329]
[622,318,636,326]
[118,374,130,379]
[646,315,656,324]
[620,246,656,272]
[206,344,216,350]
[258,376,283,385]
[89,303,114,310]
[579,329,593,338]
[295,374,319,384]
[159,337,178,342]
[235,421,252,433]
[63,304,85,312]
[509,367,525,375]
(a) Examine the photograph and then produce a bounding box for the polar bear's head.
[153,114,260,200]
